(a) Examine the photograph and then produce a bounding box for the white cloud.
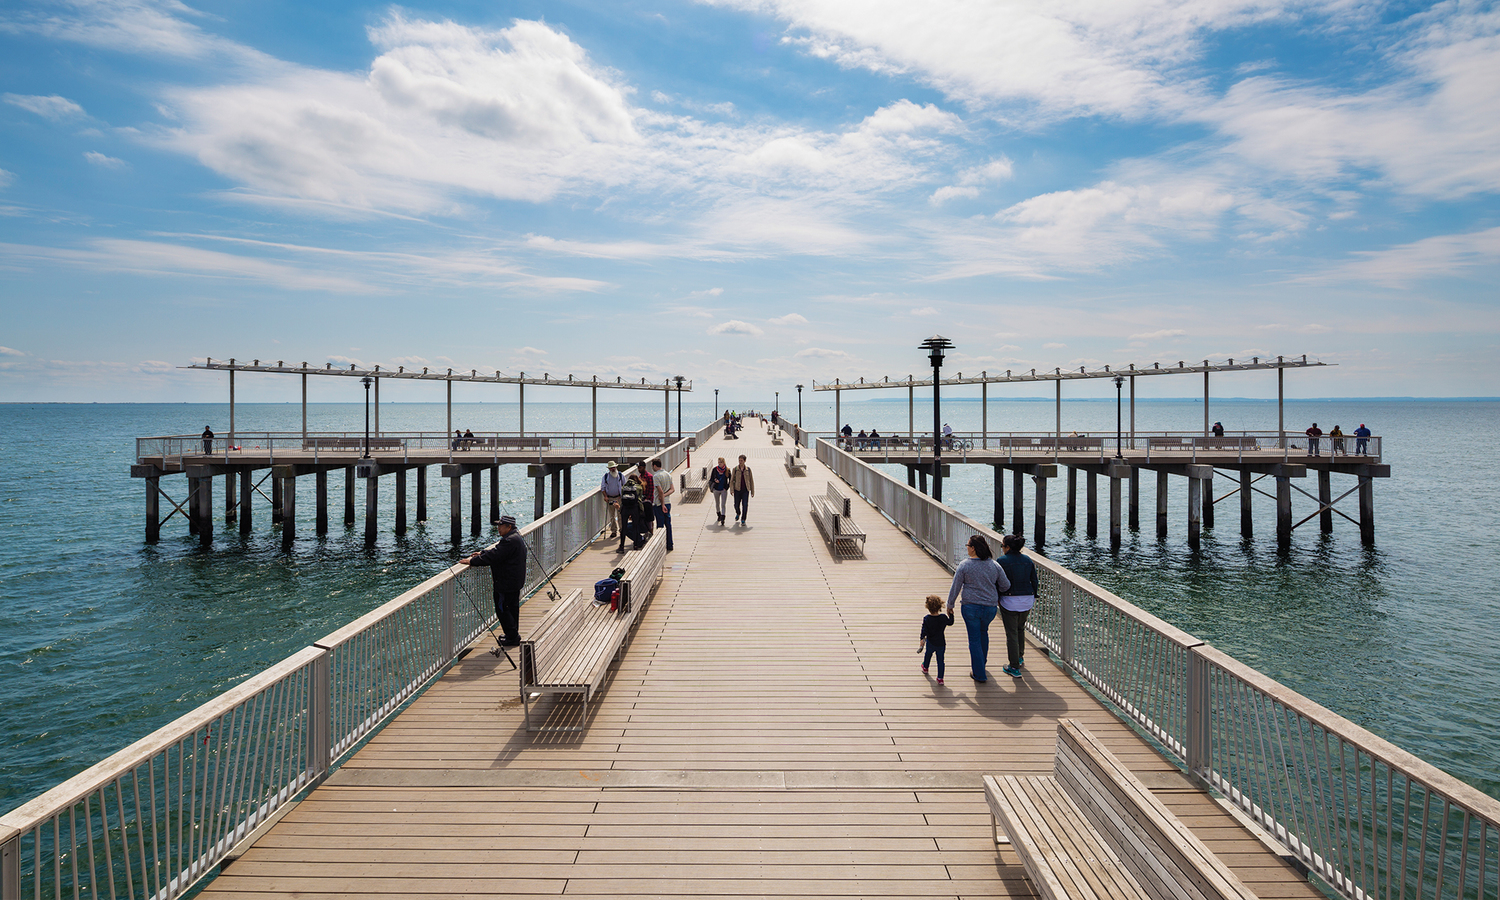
[1043,342,1066,349]
[931,157,1013,204]
[690,287,725,298]
[0,239,372,292]
[3,93,85,119]
[1,0,272,65]
[84,151,128,168]
[910,306,939,316]
[794,347,850,358]
[709,319,764,335]
[1292,225,1500,287]
[769,313,808,325]
[0,346,25,357]
[1130,328,1186,341]
[0,168,13,189]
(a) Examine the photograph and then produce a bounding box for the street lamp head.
[1114,374,1124,388]
[361,376,372,388]
[919,335,954,365]
[673,375,685,385]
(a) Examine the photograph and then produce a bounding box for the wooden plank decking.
[203,426,1322,899]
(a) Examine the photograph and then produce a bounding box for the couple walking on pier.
[932,533,1039,683]
[709,455,754,526]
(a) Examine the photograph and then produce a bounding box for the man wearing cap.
[463,515,527,646]
[601,461,624,539]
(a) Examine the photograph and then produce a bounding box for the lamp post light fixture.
[775,390,779,417]
[361,376,373,458]
[1114,374,1125,458]
[795,384,803,426]
[918,335,954,501]
[714,388,719,419]
[673,375,686,441]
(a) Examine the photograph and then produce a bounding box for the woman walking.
[996,535,1039,678]
[946,535,1010,683]
[709,457,731,525]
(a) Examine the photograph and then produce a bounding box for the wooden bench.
[810,486,866,559]
[680,466,707,503]
[1195,436,1258,450]
[825,481,854,517]
[785,450,807,476]
[983,719,1259,900]
[463,436,551,450]
[303,437,404,451]
[596,436,663,451]
[517,531,666,732]
[1148,436,1192,450]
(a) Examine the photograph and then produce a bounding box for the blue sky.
[1,0,1497,403]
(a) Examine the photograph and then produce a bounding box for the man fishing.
[462,514,527,646]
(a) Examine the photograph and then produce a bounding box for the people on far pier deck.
[1330,425,1345,455]
[601,461,624,539]
[201,426,214,454]
[1212,421,1225,437]
[1355,424,1371,455]
[1306,422,1323,456]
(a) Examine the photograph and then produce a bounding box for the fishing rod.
[452,567,516,670]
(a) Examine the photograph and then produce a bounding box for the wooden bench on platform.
[1196,436,1259,450]
[785,450,807,476]
[462,436,551,450]
[595,436,663,452]
[303,437,404,451]
[984,719,1259,900]
[517,531,667,732]
[680,466,707,503]
[810,481,866,559]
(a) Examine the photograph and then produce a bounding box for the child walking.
[919,595,954,684]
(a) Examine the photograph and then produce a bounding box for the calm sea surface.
[2,399,1498,815]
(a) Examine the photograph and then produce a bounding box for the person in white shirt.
[650,459,675,551]
[600,461,624,538]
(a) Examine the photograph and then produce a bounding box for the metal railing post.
[441,579,456,661]
[1060,580,1075,665]
[1187,645,1210,778]
[307,650,332,782]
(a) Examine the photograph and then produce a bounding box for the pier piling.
[416,466,427,522]
[1187,474,1202,550]
[1109,471,1122,549]
[1203,473,1214,529]
[992,466,1003,530]
[240,472,252,536]
[281,471,296,547]
[395,469,407,536]
[315,470,328,535]
[1358,473,1375,544]
[1156,471,1168,539]
[488,468,499,526]
[145,475,160,543]
[471,470,481,536]
[1033,473,1047,550]
[1066,467,1077,528]
[1318,470,1333,533]
[364,472,378,546]
[1011,469,1023,536]
[1085,471,1097,538]
[270,474,282,525]
[1276,473,1292,547]
[225,472,236,524]
[1240,470,1253,537]
[450,475,462,545]
[344,468,355,527]
[1128,469,1140,532]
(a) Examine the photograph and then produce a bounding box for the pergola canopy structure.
[188,359,691,392]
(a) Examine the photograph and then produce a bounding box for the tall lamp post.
[361,376,373,458]
[674,375,685,441]
[1114,374,1124,458]
[775,391,779,418]
[714,388,719,419]
[919,335,953,501]
[795,384,803,426]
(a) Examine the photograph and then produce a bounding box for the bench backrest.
[1053,720,1257,900]
[825,482,852,517]
[519,587,587,686]
[619,529,668,615]
[1148,436,1190,448]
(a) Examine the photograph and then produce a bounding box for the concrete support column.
[225,472,236,524]
[198,476,213,545]
[363,473,377,547]
[918,469,928,495]
[1318,469,1333,533]
[1011,468,1024,536]
[240,472,253,536]
[1240,469,1253,538]
[1085,471,1097,538]
[1203,474,1215,529]
[1109,473,1122,550]
[908,466,917,489]
[563,466,573,504]
[1276,476,1292,548]
[416,466,427,522]
[281,473,296,548]
[1033,475,1048,551]
[550,469,561,512]
[488,467,499,526]
[187,477,200,536]
[1066,467,1077,528]
[451,476,463,545]
[471,470,482,536]
[534,473,545,520]
[1187,476,1201,551]
[1156,471,1169,539]
[145,476,160,543]
[395,468,407,536]
[315,470,328,535]
[1128,469,1139,532]
[993,466,1004,531]
[344,467,356,526]
[1358,475,1374,545]
[270,473,283,524]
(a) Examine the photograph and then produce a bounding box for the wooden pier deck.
[201,427,1323,899]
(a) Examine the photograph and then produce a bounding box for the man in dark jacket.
[463,514,527,646]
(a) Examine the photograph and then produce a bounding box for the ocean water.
[1,399,1497,816]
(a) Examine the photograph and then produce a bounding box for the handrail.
[816,437,1496,900]
[0,432,703,900]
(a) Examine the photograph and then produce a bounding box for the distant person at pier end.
[452,430,463,451]
[942,423,953,449]
[601,461,624,539]
[841,423,853,449]
[731,454,755,525]
[996,535,1038,679]
[463,428,475,449]
[947,535,1010,684]
[710,457,731,526]
[1212,421,1225,437]
[856,429,868,450]
[651,459,674,552]
[919,595,953,685]
[1330,425,1345,455]
[1306,423,1323,456]
[1355,424,1371,455]
[201,426,214,454]
[869,428,881,449]
[463,514,526,647]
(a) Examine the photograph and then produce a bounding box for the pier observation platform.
[197,425,1320,900]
